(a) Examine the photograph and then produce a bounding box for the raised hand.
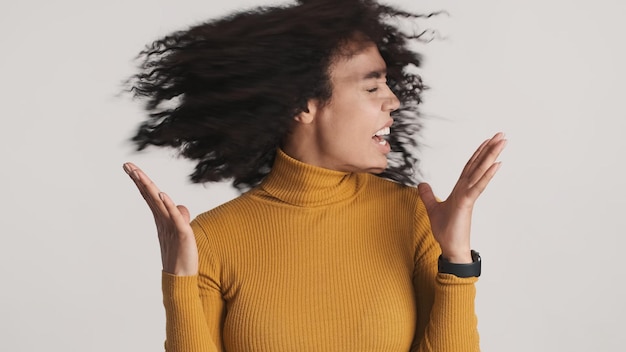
[418,132,507,263]
[123,163,199,276]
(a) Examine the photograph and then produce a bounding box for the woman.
[123,0,506,350]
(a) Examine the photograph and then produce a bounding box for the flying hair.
[126,0,437,191]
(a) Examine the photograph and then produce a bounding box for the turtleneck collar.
[259,149,366,207]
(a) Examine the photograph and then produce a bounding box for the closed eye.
[366,87,378,93]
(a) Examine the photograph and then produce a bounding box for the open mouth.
[372,126,390,145]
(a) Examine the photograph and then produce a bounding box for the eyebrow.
[362,69,387,80]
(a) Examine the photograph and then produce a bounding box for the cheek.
[318,96,375,145]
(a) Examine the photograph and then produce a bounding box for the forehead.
[329,43,387,83]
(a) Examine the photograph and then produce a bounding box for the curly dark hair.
[127,0,435,191]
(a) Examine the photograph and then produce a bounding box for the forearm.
[162,273,219,352]
[412,273,479,352]
[411,233,480,352]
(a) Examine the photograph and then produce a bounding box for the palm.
[124,163,199,276]
[418,133,506,263]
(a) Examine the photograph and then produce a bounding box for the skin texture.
[283,43,399,173]
[123,163,199,275]
[419,133,506,263]
[123,41,507,273]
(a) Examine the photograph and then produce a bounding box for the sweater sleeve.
[410,198,480,352]
[161,221,225,352]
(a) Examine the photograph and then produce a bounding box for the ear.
[294,99,319,124]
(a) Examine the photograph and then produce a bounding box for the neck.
[259,149,365,207]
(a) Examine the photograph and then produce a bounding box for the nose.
[383,85,401,112]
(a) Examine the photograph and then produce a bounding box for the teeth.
[374,127,390,137]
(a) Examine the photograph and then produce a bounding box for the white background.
[1,0,624,351]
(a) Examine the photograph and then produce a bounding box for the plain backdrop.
[1,0,624,351]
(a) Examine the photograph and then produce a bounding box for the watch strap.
[438,250,481,278]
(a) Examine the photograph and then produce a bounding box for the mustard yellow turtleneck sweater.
[161,149,480,352]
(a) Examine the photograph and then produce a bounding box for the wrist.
[440,248,472,264]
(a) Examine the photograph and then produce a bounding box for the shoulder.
[363,173,431,230]
[361,173,422,206]
[192,191,258,230]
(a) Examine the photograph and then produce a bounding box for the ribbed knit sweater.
[162,149,480,351]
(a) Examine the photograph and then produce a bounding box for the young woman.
[123,0,506,351]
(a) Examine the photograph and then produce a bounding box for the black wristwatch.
[438,250,481,278]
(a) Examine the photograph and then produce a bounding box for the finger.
[123,162,149,199]
[124,163,169,219]
[122,162,146,185]
[159,192,192,235]
[123,162,142,190]
[468,161,502,199]
[460,138,490,178]
[137,169,172,221]
[418,183,438,212]
[123,162,139,175]
[466,137,507,188]
[177,205,191,223]
[461,132,505,179]
[123,162,147,192]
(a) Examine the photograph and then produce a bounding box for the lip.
[376,118,393,133]
[374,136,391,154]
[372,118,394,139]
[372,118,393,154]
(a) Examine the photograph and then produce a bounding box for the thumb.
[418,182,437,211]
[177,205,191,223]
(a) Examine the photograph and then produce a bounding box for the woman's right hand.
[123,162,199,276]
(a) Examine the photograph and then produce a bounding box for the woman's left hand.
[418,132,507,263]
